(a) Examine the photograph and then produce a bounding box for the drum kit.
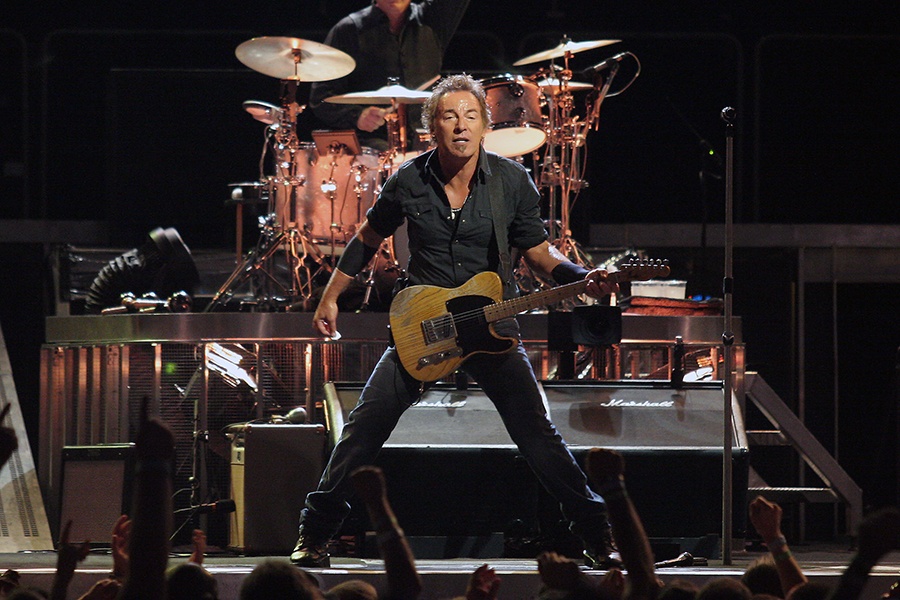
[209,34,638,311]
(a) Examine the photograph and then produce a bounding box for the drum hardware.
[506,38,638,304]
[242,100,283,125]
[206,37,356,312]
[357,237,403,312]
[325,79,431,167]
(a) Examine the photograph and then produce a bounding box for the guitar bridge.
[422,314,456,344]
[418,346,464,369]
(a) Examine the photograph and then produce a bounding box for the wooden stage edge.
[2,546,898,600]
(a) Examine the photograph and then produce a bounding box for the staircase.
[743,372,863,539]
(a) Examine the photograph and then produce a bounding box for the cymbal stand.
[357,101,405,311]
[540,57,594,268]
[207,80,329,311]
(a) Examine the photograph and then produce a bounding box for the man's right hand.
[313,299,340,337]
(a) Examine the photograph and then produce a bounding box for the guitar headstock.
[610,257,671,283]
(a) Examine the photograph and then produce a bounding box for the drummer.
[309,0,471,152]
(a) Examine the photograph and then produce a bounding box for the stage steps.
[744,372,862,540]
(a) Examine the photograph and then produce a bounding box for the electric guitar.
[389,258,670,382]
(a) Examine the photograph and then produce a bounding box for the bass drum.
[481,74,547,157]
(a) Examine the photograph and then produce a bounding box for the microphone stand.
[720,106,736,565]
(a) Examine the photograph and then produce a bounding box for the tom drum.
[481,75,547,157]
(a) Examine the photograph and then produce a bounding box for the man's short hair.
[421,74,491,136]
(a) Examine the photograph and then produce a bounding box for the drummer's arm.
[312,222,385,337]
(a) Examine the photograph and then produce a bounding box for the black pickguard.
[445,294,516,357]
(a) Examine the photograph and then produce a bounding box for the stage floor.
[2,544,898,600]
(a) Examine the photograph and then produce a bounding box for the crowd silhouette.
[1,402,898,600]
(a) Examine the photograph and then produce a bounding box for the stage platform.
[2,545,898,600]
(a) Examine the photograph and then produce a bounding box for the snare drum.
[481,74,547,157]
[270,144,381,245]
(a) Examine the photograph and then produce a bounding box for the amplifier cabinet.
[229,424,326,555]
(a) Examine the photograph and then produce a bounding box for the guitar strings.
[391,262,665,347]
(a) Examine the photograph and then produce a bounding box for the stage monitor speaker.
[540,381,746,450]
[59,445,134,546]
[326,381,748,549]
[326,381,744,449]
[325,382,517,448]
[229,424,326,555]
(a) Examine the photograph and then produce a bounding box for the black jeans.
[297,340,609,543]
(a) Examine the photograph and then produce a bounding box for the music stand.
[312,129,361,156]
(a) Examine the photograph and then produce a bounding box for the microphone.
[580,52,628,77]
[174,499,236,515]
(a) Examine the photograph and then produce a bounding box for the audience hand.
[466,564,500,600]
[52,519,92,600]
[56,519,92,577]
[111,515,131,579]
[598,567,626,600]
[749,496,784,544]
[190,529,207,565]
[537,551,583,592]
[585,447,626,482]
[77,578,121,600]
[0,404,18,469]
[350,464,387,506]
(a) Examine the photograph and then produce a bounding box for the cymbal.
[235,36,355,82]
[325,84,432,105]
[242,100,283,125]
[535,78,594,93]
[513,38,621,66]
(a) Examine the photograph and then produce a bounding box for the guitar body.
[389,259,670,382]
[390,272,517,382]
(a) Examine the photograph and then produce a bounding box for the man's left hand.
[584,268,619,299]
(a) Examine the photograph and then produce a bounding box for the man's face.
[433,91,486,161]
[374,0,412,18]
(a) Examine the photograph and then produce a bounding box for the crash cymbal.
[235,36,355,82]
[513,38,621,66]
[325,84,432,105]
[242,100,283,125]
[535,78,594,93]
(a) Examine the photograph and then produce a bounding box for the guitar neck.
[483,279,589,322]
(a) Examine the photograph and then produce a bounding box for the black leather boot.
[582,528,623,570]
[290,534,331,568]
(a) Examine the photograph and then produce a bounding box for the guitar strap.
[486,153,515,299]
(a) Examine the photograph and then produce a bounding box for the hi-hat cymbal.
[242,100,283,125]
[513,39,621,66]
[235,36,355,82]
[535,78,594,93]
[325,84,432,105]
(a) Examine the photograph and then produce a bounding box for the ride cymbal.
[235,36,355,81]
[513,38,621,66]
[325,84,432,105]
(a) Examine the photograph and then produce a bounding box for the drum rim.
[481,73,535,87]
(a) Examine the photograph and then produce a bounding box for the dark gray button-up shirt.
[366,149,547,298]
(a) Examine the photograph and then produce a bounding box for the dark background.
[0,0,897,540]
